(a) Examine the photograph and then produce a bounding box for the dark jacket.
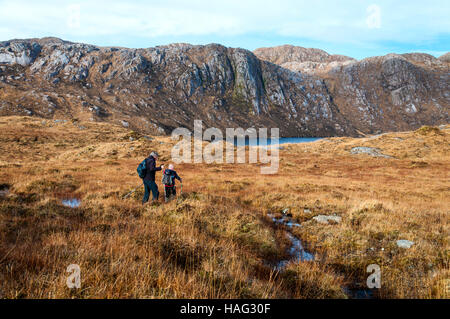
[163,169,181,186]
[143,156,162,182]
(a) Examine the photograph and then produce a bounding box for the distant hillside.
[0,38,448,137]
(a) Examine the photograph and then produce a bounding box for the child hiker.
[161,164,182,202]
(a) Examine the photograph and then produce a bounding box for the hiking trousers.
[143,180,159,203]
[164,185,176,202]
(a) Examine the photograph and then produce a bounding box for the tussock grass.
[415,125,443,136]
[0,116,448,298]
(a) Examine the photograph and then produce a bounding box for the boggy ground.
[0,116,448,298]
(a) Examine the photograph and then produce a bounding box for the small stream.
[267,212,375,299]
[267,213,314,270]
[276,233,315,270]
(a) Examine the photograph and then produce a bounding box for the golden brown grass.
[0,116,448,298]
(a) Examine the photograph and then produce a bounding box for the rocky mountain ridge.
[254,44,356,75]
[0,37,448,137]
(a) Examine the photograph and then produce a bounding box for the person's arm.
[175,172,182,182]
[147,158,162,172]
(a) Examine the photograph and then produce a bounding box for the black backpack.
[137,159,147,179]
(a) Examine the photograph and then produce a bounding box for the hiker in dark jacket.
[142,151,164,203]
[162,164,182,202]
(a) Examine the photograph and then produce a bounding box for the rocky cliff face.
[255,45,449,134]
[323,53,449,133]
[0,38,448,137]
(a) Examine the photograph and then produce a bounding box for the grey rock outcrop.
[396,239,414,249]
[0,41,41,66]
[312,215,342,224]
[350,147,393,158]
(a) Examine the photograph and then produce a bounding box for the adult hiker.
[138,151,164,204]
[162,164,182,202]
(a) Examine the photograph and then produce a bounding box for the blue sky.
[0,0,448,59]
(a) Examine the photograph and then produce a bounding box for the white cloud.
[0,0,448,47]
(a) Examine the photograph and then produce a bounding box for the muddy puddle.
[342,287,375,299]
[0,184,10,197]
[62,198,81,208]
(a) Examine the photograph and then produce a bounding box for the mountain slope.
[0,38,448,137]
[254,45,449,134]
[323,53,449,133]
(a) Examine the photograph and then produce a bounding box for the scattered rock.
[156,126,166,134]
[396,239,414,249]
[312,215,342,224]
[350,147,393,158]
[121,120,129,128]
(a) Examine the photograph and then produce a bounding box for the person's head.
[168,164,174,170]
[149,151,159,159]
